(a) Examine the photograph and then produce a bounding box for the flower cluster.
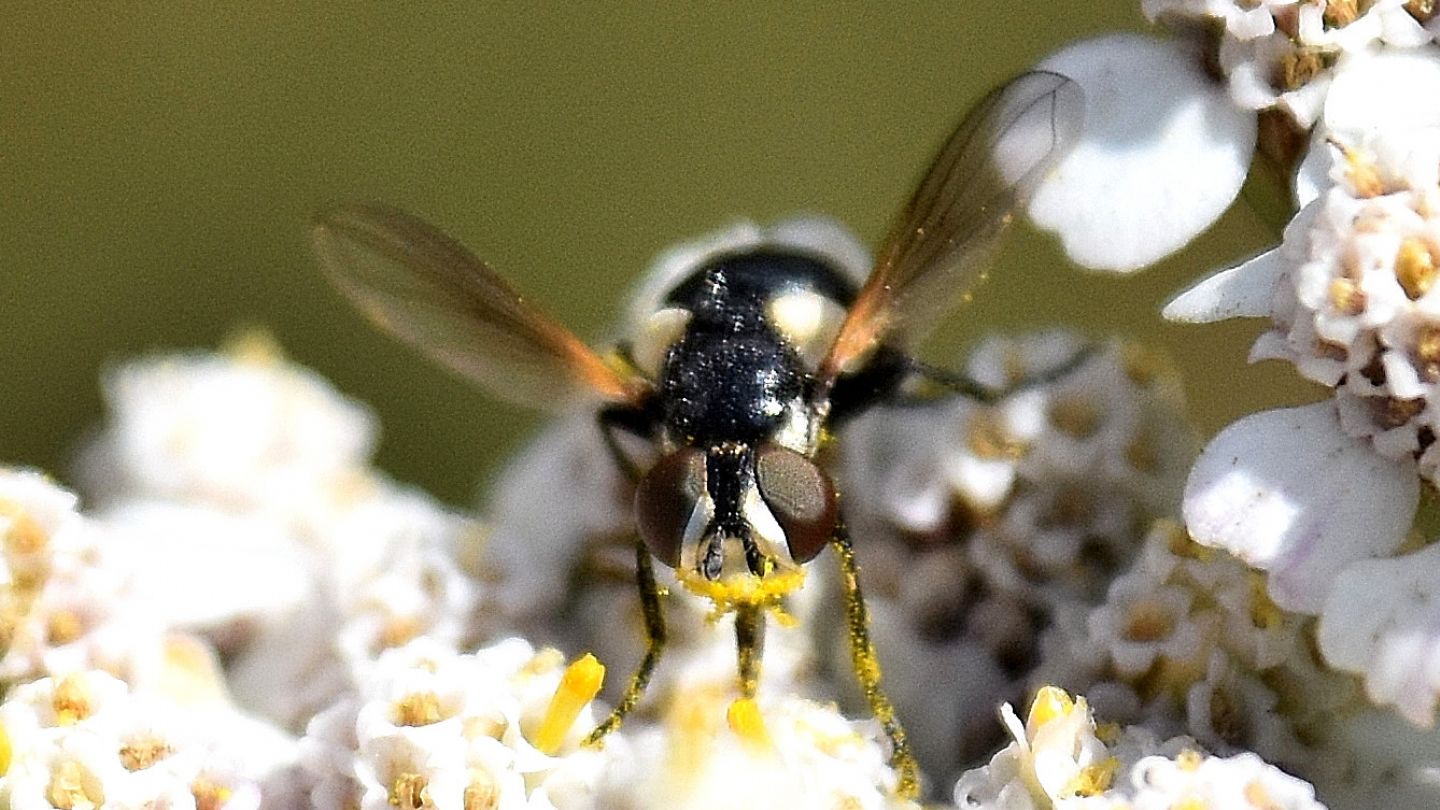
[833,332,1194,777]
[953,686,1324,810]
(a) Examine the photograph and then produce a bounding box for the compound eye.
[755,446,837,564]
[634,448,707,568]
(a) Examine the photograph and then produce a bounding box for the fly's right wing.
[819,71,1084,387]
[311,203,650,411]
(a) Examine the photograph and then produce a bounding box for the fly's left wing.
[819,71,1084,388]
[311,203,650,411]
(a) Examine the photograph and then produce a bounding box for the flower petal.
[1182,402,1417,613]
[1163,247,1286,323]
[1029,34,1257,273]
[1318,544,1440,728]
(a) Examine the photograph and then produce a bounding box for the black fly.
[310,70,1082,798]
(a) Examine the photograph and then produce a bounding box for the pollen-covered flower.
[834,333,1194,780]
[76,332,376,517]
[0,670,294,810]
[952,686,1325,810]
[1166,122,1440,643]
[599,686,918,810]
[68,343,485,731]
[296,637,611,810]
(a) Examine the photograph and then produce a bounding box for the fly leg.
[900,341,1098,406]
[734,602,765,699]
[584,539,667,745]
[832,523,920,799]
[584,404,667,746]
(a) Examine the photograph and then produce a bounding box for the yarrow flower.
[0,670,294,810]
[834,332,1194,779]
[952,686,1325,810]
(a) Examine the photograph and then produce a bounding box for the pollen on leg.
[726,697,772,749]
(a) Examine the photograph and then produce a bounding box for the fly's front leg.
[584,540,667,746]
[832,522,920,799]
[900,341,1099,406]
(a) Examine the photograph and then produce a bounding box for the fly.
[309,70,1083,799]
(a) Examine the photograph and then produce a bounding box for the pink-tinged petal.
[1029,35,1256,273]
[1163,248,1286,323]
[1183,402,1416,613]
[1319,545,1440,727]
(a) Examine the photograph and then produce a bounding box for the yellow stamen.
[1339,142,1385,197]
[533,653,605,755]
[221,327,285,365]
[1177,748,1205,771]
[118,734,173,770]
[0,719,11,776]
[1323,0,1361,28]
[390,772,429,809]
[1278,48,1326,91]
[0,499,48,557]
[191,778,233,810]
[463,771,498,810]
[1396,237,1437,300]
[1026,685,1075,731]
[726,697,772,749]
[1328,277,1367,315]
[1064,757,1118,797]
[393,691,443,727]
[52,674,93,726]
[47,760,104,810]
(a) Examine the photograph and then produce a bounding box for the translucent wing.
[820,70,1083,385]
[311,203,649,410]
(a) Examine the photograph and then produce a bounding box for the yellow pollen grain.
[0,719,10,776]
[726,697,772,749]
[1327,277,1367,315]
[520,647,565,678]
[390,772,430,809]
[1342,145,1386,198]
[191,777,233,810]
[222,327,285,366]
[0,500,48,558]
[532,653,605,755]
[1378,396,1425,429]
[1244,779,1285,810]
[1396,237,1437,300]
[52,674,93,725]
[1173,798,1207,810]
[1027,686,1075,730]
[47,760,103,810]
[1049,397,1100,438]
[463,770,499,810]
[1124,601,1174,643]
[393,691,444,727]
[378,617,422,650]
[1064,757,1118,797]
[119,734,174,770]
[47,610,85,645]
[1323,0,1361,27]
[1279,48,1325,90]
[1177,748,1205,771]
[1418,327,1440,382]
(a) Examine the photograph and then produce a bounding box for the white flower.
[296,638,610,810]
[1317,542,1440,727]
[1166,123,1440,621]
[0,670,293,810]
[76,334,376,515]
[600,686,916,810]
[953,686,1325,810]
[1027,35,1257,272]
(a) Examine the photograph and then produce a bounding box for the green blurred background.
[2,4,1309,506]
